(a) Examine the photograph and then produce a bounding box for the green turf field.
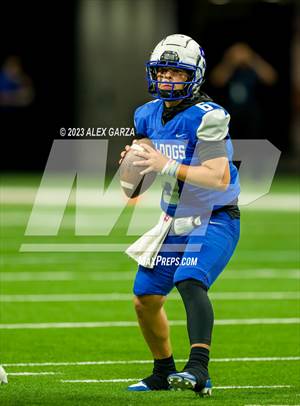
[0,175,299,405]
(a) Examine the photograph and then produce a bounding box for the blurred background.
[0,0,299,174]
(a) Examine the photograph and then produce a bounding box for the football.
[119,138,156,198]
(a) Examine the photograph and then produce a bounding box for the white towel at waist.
[125,212,172,269]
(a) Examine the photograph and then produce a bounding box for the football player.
[121,34,240,396]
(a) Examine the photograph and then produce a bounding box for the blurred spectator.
[291,14,300,160]
[0,55,34,109]
[210,43,277,139]
[0,56,35,170]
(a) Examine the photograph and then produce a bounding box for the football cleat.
[0,366,8,385]
[127,380,151,391]
[127,372,174,391]
[167,372,212,396]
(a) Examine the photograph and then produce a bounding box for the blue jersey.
[134,99,240,217]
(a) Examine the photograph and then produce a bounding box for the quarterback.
[121,34,240,396]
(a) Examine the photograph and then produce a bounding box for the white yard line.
[3,356,300,367]
[1,291,299,303]
[18,245,300,257]
[1,187,299,211]
[1,269,299,281]
[0,271,135,282]
[60,379,292,390]
[211,356,300,362]
[7,372,59,376]
[222,269,300,280]
[62,378,139,383]
[19,244,131,252]
[2,251,299,262]
[0,318,299,330]
[213,385,292,390]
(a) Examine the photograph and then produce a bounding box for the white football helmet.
[146,34,206,100]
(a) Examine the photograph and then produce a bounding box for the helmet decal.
[160,50,179,63]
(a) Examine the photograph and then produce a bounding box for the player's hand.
[132,143,169,175]
[118,140,141,164]
[118,145,130,165]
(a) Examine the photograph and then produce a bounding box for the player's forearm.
[176,161,230,191]
[210,62,235,87]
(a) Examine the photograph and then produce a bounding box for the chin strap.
[152,84,193,101]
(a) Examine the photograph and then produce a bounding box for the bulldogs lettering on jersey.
[153,142,186,160]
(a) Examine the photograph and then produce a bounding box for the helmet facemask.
[146,62,203,101]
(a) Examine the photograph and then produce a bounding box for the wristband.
[161,159,180,177]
